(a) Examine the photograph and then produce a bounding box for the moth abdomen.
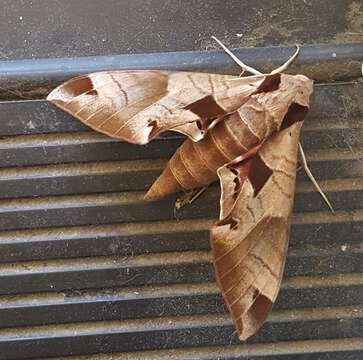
[145,113,257,200]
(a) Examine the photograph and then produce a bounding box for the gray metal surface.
[0,0,362,60]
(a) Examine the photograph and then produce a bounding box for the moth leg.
[174,185,208,215]
[298,142,334,212]
[189,186,208,203]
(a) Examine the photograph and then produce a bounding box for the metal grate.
[0,47,362,359]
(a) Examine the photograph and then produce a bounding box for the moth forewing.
[211,122,303,340]
[47,70,265,145]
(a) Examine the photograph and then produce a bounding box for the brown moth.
[47,46,314,340]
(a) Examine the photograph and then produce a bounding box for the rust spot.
[249,293,273,323]
[184,95,227,130]
[147,120,160,140]
[248,155,272,196]
[233,177,241,199]
[229,167,238,176]
[280,102,308,130]
[217,215,238,230]
[231,167,245,200]
[65,76,95,97]
[228,159,253,200]
[254,73,281,94]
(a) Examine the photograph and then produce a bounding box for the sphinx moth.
[47,46,313,340]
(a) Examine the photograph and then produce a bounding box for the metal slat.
[0,157,361,200]
[0,219,212,262]
[0,237,361,296]
[42,338,363,360]
[0,127,362,170]
[0,307,362,359]
[0,275,362,329]
[0,212,360,263]
[0,180,362,231]
[0,133,182,168]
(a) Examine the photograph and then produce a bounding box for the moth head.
[254,73,313,131]
[279,74,314,130]
[289,74,314,107]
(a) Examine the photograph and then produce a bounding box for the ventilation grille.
[0,79,362,359]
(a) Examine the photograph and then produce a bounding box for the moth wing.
[47,70,265,144]
[210,122,302,340]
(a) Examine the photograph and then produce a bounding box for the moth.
[47,42,314,340]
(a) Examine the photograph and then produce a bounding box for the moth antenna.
[212,36,299,80]
[298,143,334,213]
[271,45,300,74]
[211,36,262,75]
